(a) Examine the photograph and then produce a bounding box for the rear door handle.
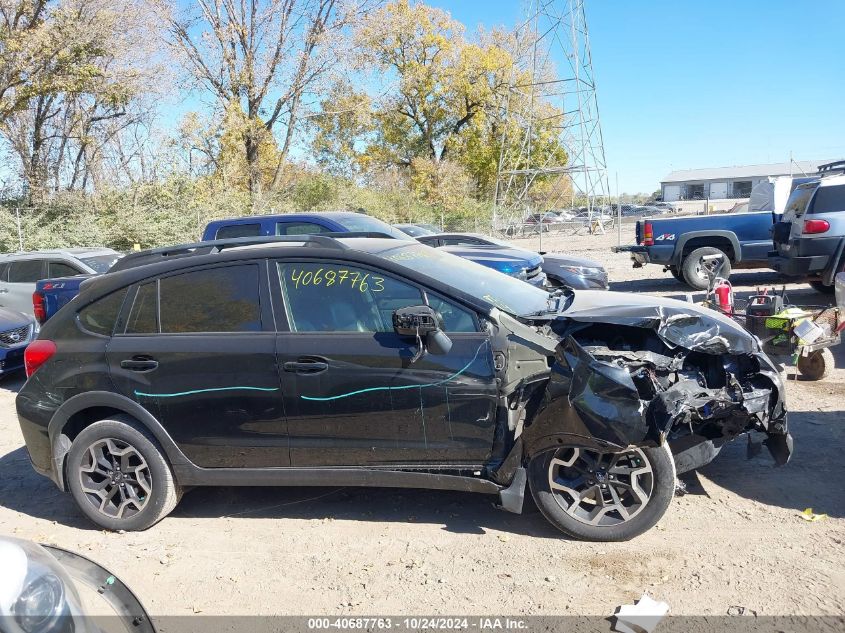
[120,357,158,372]
[0,289,7,293]
[283,359,328,374]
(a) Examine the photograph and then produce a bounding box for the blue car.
[203,213,547,286]
[0,307,36,377]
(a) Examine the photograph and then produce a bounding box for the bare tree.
[156,0,371,208]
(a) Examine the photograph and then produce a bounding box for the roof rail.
[108,232,395,273]
[817,160,845,175]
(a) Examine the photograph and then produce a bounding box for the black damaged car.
[16,235,792,541]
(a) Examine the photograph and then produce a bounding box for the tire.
[668,266,684,282]
[65,416,181,531]
[681,247,731,291]
[808,279,835,294]
[528,443,675,541]
[797,348,834,381]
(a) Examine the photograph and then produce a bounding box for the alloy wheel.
[547,447,654,526]
[78,438,152,519]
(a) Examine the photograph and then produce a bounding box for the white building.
[660,159,832,202]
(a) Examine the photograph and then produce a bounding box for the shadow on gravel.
[0,447,560,538]
[174,484,562,538]
[699,408,845,519]
[0,446,90,528]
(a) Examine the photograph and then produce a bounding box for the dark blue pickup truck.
[617,207,776,289]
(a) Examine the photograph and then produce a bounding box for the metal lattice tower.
[494,0,610,237]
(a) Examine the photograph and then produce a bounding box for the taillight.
[643,221,654,246]
[24,340,56,377]
[32,291,46,324]
[803,219,830,234]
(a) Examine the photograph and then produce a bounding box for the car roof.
[69,236,497,323]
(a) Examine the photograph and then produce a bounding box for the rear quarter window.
[809,184,845,214]
[78,288,129,336]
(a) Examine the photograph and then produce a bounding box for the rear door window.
[809,185,845,215]
[7,259,45,283]
[0,263,9,281]
[159,265,262,333]
[48,261,83,277]
[784,183,818,217]
[216,223,262,239]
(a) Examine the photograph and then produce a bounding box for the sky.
[426,0,845,194]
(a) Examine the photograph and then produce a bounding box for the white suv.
[0,248,121,315]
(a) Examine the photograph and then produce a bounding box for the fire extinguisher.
[713,279,734,315]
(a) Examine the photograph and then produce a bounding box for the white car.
[0,248,121,316]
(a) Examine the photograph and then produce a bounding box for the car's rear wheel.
[528,443,675,541]
[681,247,731,290]
[66,416,181,531]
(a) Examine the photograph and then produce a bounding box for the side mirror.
[392,305,452,357]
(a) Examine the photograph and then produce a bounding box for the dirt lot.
[0,230,843,618]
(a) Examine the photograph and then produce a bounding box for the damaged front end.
[494,291,792,475]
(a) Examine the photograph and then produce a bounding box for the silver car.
[0,248,121,315]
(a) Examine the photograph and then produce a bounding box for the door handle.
[0,289,7,293]
[120,357,158,372]
[283,359,328,374]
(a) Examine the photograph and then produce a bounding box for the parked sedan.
[0,307,36,377]
[417,233,609,290]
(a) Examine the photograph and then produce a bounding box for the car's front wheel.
[528,443,675,541]
[66,416,181,531]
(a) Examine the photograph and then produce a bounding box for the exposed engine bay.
[489,291,792,476]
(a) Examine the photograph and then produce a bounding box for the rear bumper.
[614,244,650,266]
[768,252,830,276]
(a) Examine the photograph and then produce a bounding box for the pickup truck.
[33,276,90,324]
[617,210,774,289]
[617,176,817,290]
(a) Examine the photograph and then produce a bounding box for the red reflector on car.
[32,291,46,324]
[803,219,830,234]
[24,340,56,377]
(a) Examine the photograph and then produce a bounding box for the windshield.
[79,253,122,273]
[335,215,414,240]
[397,224,434,237]
[376,242,552,316]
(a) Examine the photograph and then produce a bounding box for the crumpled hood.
[440,246,542,273]
[559,290,757,354]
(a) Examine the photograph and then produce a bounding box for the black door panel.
[278,332,496,467]
[108,333,286,468]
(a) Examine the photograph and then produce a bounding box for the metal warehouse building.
[660,159,832,202]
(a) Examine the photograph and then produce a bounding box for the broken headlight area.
[529,322,790,470]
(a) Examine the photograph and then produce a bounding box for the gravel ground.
[0,230,843,618]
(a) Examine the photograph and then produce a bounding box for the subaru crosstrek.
[17,235,791,541]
